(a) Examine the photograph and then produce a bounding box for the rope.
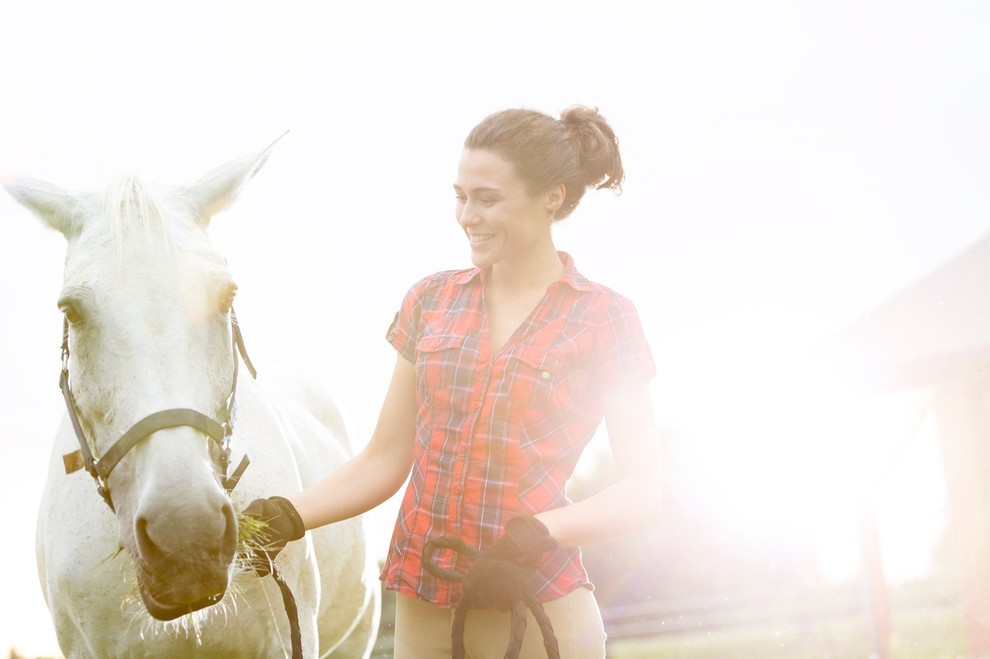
[423,536,560,659]
[270,563,303,659]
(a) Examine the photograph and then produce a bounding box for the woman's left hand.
[461,516,557,610]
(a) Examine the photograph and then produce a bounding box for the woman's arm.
[534,378,661,548]
[287,354,418,530]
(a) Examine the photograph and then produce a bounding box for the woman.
[246,105,661,658]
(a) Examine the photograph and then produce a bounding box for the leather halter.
[59,310,256,511]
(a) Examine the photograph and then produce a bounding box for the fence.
[371,580,960,657]
[599,580,960,652]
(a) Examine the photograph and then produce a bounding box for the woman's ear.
[546,183,566,218]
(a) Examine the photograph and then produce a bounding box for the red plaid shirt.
[380,252,656,607]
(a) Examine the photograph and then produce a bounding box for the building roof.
[823,232,990,390]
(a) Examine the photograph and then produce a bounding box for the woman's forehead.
[454,149,521,190]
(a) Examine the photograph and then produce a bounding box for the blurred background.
[2,1,988,656]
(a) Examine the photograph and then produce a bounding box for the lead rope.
[423,537,560,659]
[270,563,303,659]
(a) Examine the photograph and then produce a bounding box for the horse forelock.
[70,175,219,278]
[102,175,173,251]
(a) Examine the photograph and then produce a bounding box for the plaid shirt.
[380,252,656,607]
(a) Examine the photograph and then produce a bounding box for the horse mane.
[101,175,176,260]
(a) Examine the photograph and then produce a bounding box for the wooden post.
[860,508,891,659]
[935,380,990,655]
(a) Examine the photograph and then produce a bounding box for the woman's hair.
[464,105,624,220]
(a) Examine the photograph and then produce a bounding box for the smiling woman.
[238,104,660,659]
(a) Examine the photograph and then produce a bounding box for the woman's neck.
[487,244,564,294]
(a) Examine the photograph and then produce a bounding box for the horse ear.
[4,178,81,237]
[186,131,289,226]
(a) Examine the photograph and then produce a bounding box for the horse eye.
[58,301,85,325]
[219,288,236,313]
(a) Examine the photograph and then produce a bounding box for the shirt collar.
[450,251,594,292]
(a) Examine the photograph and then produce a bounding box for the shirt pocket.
[415,334,467,404]
[509,346,563,409]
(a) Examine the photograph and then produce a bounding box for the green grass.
[608,606,967,659]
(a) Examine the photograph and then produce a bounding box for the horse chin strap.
[59,309,256,512]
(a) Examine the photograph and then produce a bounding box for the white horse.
[5,138,380,658]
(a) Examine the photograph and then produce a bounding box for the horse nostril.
[134,496,237,566]
[220,499,237,561]
[134,516,161,562]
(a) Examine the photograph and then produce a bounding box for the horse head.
[5,136,282,621]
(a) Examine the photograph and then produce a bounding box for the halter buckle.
[96,482,115,512]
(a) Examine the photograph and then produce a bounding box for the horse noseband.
[59,310,255,512]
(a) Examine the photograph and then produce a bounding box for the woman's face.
[454,149,557,270]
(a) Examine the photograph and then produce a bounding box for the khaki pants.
[393,587,607,659]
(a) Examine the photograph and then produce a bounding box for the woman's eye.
[454,194,497,207]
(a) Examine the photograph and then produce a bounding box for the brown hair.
[464,105,624,220]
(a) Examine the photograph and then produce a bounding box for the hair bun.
[559,106,624,193]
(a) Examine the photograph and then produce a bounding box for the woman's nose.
[457,202,479,227]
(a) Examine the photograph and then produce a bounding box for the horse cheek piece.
[59,311,256,620]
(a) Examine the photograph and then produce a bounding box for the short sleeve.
[386,284,421,363]
[592,294,656,390]
[389,271,455,362]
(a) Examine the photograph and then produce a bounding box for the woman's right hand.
[241,496,305,576]
[242,354,417,575]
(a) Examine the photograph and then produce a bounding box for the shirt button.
[453,485,462,494]
[541,371,551,379]
[459,443,467,452]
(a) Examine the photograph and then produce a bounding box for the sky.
[2,0,989,655]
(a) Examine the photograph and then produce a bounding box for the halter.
[59,309,304,657]
[59,309,256,511]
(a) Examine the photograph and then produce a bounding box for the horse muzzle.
[138,579,228,622]
[131,484,239,621]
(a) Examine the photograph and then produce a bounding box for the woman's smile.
[468,231,497,244]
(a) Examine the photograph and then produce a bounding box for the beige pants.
[393,587,607,659]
